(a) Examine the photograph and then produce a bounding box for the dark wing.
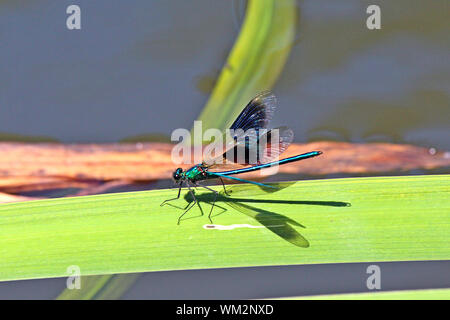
[229,91,276,131]
[220,126,294,167]
[203,91,277,167]
[256,126,294,164]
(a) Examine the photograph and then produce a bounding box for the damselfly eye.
[173,168,183,181]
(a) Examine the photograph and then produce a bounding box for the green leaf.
[57,274,140,300]
[287,288,450,300]
[194,0,297,132]
[0,175,448,282]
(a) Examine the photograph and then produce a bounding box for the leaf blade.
[0,175,449,282]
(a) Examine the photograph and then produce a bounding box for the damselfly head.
[172,168,183,182]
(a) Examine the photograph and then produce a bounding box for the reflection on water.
[275,0,450,149]
[194,70,220,95]
[0,0,448,149]
[0,131,58,143]
[308,90,449,144]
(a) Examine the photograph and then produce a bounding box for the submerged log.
[0,142,448,193]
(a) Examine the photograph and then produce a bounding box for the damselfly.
[161,92,322,224]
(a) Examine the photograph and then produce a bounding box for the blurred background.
[0,0,449,299]
[1,0,449,148]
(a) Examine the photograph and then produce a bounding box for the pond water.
[1,0,449,149]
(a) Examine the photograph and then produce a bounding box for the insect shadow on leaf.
[176,181,350,248]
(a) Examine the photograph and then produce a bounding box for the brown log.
[0,142,173,181]
[0,176,99,193]
[0,142,448,193]
[68,179,133,197]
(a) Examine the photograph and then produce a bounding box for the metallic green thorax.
[183,165,208,182]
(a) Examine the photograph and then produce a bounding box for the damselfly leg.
[177,182,202,225]
[219,177,231,196]
[160,182,182,207]
[193,183,219,224]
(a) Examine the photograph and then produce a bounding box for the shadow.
[178,182,350,248]
[226,201,310,248]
